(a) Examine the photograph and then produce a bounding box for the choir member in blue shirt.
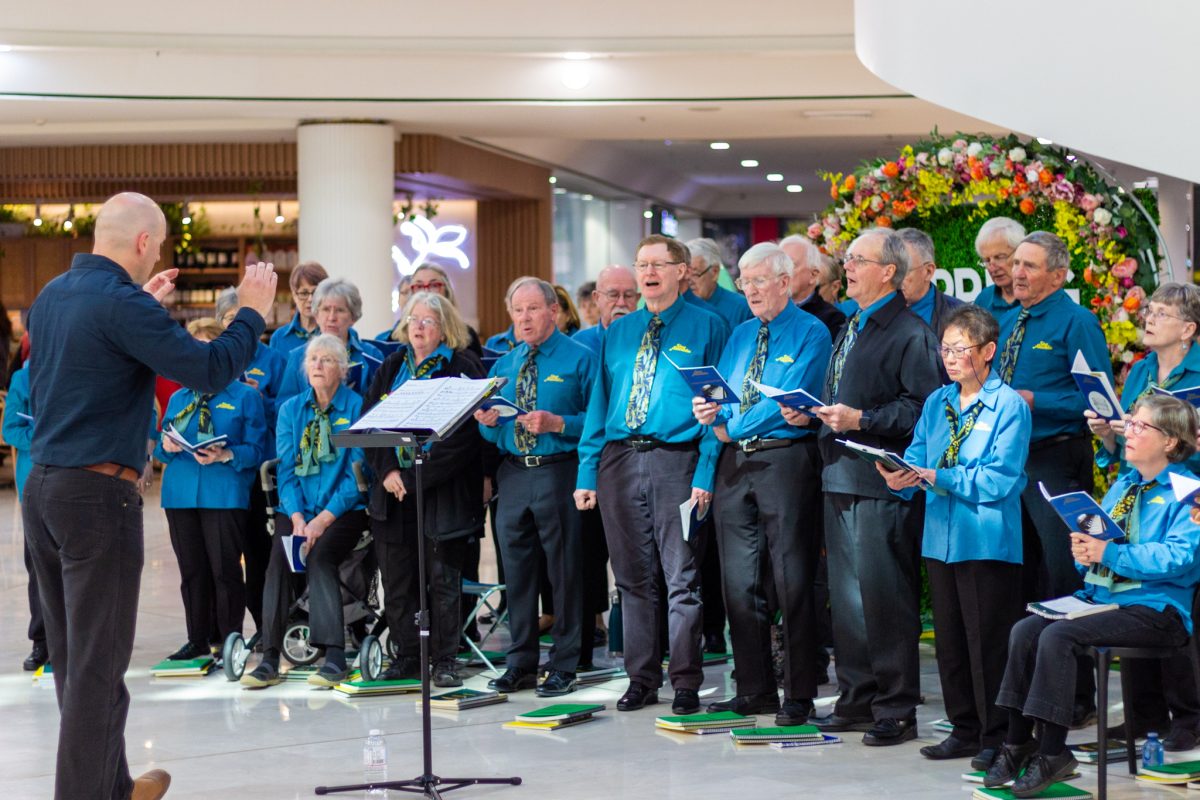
[574,234,729,716]
[897,228,964,337]
[276,277,383,402]
[880,304,1032,767]
[987,394,1200,796]
[994,231,1112,725]
[572,265,640,355]
[241,334,367,689]
[973,217,1025,318]
[476,278,597,696]
[685,237,753,330]
[692,242,833,724]
[267,261,328,354]
[155,318,268,662]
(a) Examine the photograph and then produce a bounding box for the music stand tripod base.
[315,775,522,799]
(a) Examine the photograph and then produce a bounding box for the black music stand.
[317,420,521,799]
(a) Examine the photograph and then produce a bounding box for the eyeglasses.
[977,253,1014,269]
[841,254,888,269]
[305,355,340,367]
[1140,307,1187,324]
[411,281,447,293]
[632,260,684,272]
[938,343,984,359]
[293,289,315,300]
[407,315,441,329]
[1125,418,1167,438]
[597,290,639,302]
[735,275,779,291]
[691,263,716,278]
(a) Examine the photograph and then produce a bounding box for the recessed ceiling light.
[740,159,759,168]
[1037,137,1053,145]
[766,173,784,182]
[563,52,591,61]
[786,184,803,193]
[548,176,557,184]
[560,63,591,90]
[581,194,594,201]
[553,187,567,195]
[643,210,654,219]
[709,142,730,150]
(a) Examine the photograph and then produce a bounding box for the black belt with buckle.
[620,437,697,453]
[737,438,797,454]
[506,452,577,469]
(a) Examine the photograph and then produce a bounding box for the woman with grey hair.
[381,264,484,356]
[974,217,1026,316]
[277,277,383,402]
[241,333,368,689]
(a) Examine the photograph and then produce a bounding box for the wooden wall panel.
[475,198,553,338]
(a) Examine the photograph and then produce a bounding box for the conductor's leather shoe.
[617,682,658,711]
[983,740,1038,788]
[811,713,875,732]
[776,698,816,727]
[1010,751,1078,798]
[920,735,978,760]
[672,688,701,715]
[131,768,171,800]
[536,670,578,697]
[708,692,780,716]
[862,717,918,746]
[489,667,538,693]
[23,642,48,672]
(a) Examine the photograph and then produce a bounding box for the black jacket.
[928,287,965,339]
[363,346,486,540]
[797,292,848,341]
[818,292,942,500]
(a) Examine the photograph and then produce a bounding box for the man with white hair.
[780,235,846,339]
[692,242,833,724]
[896,228,964,338]
[573,264,640,355]
[686,237,752,330]
[974,217,1026,317]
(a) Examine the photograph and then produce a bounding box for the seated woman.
[880,305,1031,769]
[277,277,383,402]
[156,318,267,662]
[364,292,485,688]
[986,394,1200,797]
[242,334,367,688]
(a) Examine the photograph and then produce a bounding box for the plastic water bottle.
[363,729,388,798]
[1143,731,1164,768]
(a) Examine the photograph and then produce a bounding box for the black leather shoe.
[536,670,578,697]
[488,667,538,693]
[862,717,918,746]
[811,713,875,732]
[708,692,780,716]
[380,657,420,682]
[1069,703,1097,730]
[23,642,48,672]
[776,698,815,726]
[617,682,659,711]
[432,660,462,688]
[920,735,978,760]
[1164,727,1198,752]
[167,641,208,661]
[672,688,701,714]
[1010,751,1079,798]
[971,747,999,772]
[984,741,1038,788]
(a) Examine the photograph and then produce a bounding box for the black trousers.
[372,508,470,664]
[578,506,610,666]
[997,605,1188,729]
[1119,586,1200,733]
[494,458,583,672]
[261,510,367,654]
[24,531,46,645]
[23,464,144,800]
[825,491,923,720]
[242,481,272,633]
[699,514,727,643]
[598,442,706,691]
[1021,435,1096,708]
[164,508,247,646]
[714,440,822,700]
[927,558,1024,748]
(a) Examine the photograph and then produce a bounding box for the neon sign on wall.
[390,215,470,277]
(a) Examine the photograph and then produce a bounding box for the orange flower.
[1123,294,1141,313]
[1019,198,1036,215]
[1083,267,1094,285]
[1038,168,1053,185]
[971,164,985,181]
[997,188,1010,200]
[882,162,900,179]
[843,175,857,192]
[876,216,893,228]
[831,183,839,199]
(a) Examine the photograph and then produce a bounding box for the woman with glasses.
[1084,282,1200,750]
[984,394,1200,796]
[364,292,485,688]
[269,261,329,354]
[973,217,1025,317]
[380,264,484,357]
[878,304,1032,770]
[277,277,383,402]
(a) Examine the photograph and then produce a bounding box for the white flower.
[1008,147,1027,163]
[823,226,838,241]
[1093,208,1113,226]
[872,167,885,180]
[870,196,884,212]
[967,142,983,158]
[1025,167,1040,183]
[1122,350,1134,364]
[937,148,954,166]
[988,160,1004,176]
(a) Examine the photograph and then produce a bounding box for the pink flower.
[1112,258,1138,279]
[1121,277,1134,288]
[916,151,930,165]
[807,223,823,240]
[1116,226,1128,238]
[952,139,968,151]
[1048,178,1077,202]
[1080,194,1100,213]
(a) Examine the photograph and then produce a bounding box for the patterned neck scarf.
[829,311,861,397]
[171,391,215,440]
[625,315,663,430]
[739,322,770,413]
[515,345,539,453]
[1086,477,1152,594]
[394,348,446,468]
[938,396,985,468]
[998,308,1030,384]
[295,398,337,477]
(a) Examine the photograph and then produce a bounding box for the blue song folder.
[664,355,739,405]
[1070,351,1122,421]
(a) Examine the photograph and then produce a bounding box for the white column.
[297,121,396,338]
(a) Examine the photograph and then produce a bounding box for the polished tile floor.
[0,479,1184,799]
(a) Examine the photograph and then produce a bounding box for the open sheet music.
[348,376,502,439]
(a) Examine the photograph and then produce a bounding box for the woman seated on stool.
[242,333,367,689]
[985,393,1200,797]
[157,318,267,662]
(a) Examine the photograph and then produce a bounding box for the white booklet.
[679,496,710,542]
[281,534,307,573]
[349,377,502,438]
[163,423,230,455]
[750,380,825,411]
[1026,595,1117,620]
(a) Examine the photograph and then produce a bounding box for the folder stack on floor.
[503,703,606,730]
[655,711,756,735]
[150,656,216,678]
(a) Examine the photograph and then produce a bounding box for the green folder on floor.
[971,782,1091,799]
[514,703,605,723]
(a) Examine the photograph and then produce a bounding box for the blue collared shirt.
[390,343,455,391]
[572,322,607,355]
[28,253,263,472]
[277,329,383,403]
[900,374,1032,563]
[855,291,896,329]
[3,366,34,497]
[837,298,860,317]
[909,285,936,326]
[481,329,597,456]
[485,326,518,354]
[975,284,1020,317]
[1078,463,1200,632]
[997,289,1111,442]
[246,341,287,449]
[682,290,733,339]
[268,312,317,354]
[711,303,832,442]
[275,384,366,520]
[698,285,753,331]
[155,382,267,509]
[577,294,729,492]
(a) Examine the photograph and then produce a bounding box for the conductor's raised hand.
[144,268,179,304]
[237,261,279,319]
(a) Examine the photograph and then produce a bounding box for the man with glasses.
[802,228,941,746]
[896,228,963,338]
[573,264,640,356]
[974,217,1026,317]
[686,238,752,330]
[996,230,1111,727]
[780,235,846,340]
[692,242,833,725]
[574,234,729,716]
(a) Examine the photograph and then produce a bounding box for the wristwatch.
[858,410,874,431]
